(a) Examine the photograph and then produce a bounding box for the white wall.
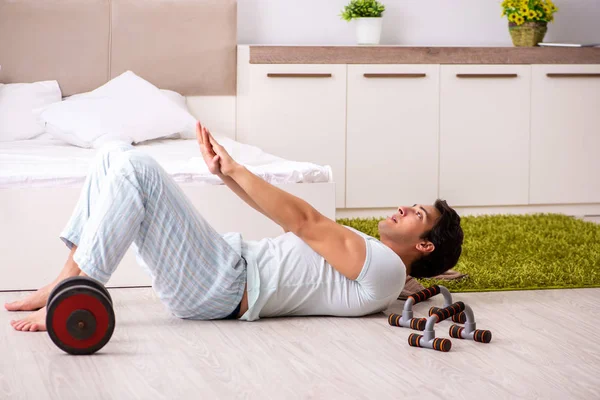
[238,0,600,46]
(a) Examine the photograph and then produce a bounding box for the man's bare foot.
[4,285,53,311]
[10,307,47,332]
[5,248,81,312]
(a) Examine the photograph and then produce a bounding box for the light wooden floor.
[1,288,599,400]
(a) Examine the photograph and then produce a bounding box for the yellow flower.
[515,15,525,25]
[501,0,556,22]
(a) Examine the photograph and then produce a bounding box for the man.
[6,122,463,330]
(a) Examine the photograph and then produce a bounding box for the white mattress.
[0,137,333,189]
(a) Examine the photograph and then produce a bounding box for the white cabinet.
[530,65,600,204]
[237,44,600,212]
[237,50,347,207]
[346,65,440,208]
[439,65,532,206]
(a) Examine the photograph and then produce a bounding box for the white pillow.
[161,89,187,110]
[66,88,184,105]
[54,88,191,142]
[38,71,197,148]
[0,81,62,142]
[157,89,196,140]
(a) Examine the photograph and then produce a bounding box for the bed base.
[0,182,335,291]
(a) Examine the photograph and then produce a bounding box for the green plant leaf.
[340,0,386,21]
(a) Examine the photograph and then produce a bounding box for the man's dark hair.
[409,199,463,278]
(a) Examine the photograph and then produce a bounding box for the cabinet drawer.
[237,63,347,207]
[346,64,440,208]
[530,64,600,204]
[439,65,531,207]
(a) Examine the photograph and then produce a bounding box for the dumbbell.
[46,276,115,355]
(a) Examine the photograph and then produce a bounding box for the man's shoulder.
[340,225,377,240]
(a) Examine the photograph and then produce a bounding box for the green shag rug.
[337,214,600,293]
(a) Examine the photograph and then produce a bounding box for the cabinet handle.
[546,73,600,78]
[456,74,518,78]
[363,73,427,78]
[267,73,332,78]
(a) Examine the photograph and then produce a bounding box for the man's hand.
[196,121,220,175]
[196,121,239,176]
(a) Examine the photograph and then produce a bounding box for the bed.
[0,136,335,290]
[0,137,333,190]
[0,0,336,291]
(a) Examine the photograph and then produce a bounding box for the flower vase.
[509,21,548,47]
[355,17,383,45]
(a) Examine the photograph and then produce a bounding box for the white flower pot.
[355,17,383,45]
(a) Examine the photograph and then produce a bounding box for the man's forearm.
[218,173,267,217]
[228,165,315,233]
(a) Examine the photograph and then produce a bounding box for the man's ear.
[416,241,435,255]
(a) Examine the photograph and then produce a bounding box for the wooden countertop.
[248,46,600,64]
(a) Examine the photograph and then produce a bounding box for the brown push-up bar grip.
[406,300,491,352]
[410,318,427,331]
[395,285,455,330]
[408,333,452,352]
[388,314,427,331]
[429,306,467,323]
[430,301,465,322]
[449,324,492,343]
[408,285,441,304]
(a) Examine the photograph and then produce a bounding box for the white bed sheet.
[0,137,333,189]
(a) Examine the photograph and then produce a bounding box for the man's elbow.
[292,209,321,238]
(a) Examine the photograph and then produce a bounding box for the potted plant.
[341,0,386,45]
[501,0,558,46]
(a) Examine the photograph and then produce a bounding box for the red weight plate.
[51,293,109,350]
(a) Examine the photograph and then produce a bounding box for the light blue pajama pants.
[59,142,247,320]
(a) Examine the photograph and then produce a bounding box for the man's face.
[378,204,441,245]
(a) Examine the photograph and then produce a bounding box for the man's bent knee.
[95,142,135,167]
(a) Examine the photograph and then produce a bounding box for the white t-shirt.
[225,226,406,321]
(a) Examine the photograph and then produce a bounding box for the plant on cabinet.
[501,0,558,46]
[341,0,386,45]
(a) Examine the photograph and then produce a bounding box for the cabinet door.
[530,64,600,204]
[346,65,440,208]
[439,65,531,206]
[237,63,347,208]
